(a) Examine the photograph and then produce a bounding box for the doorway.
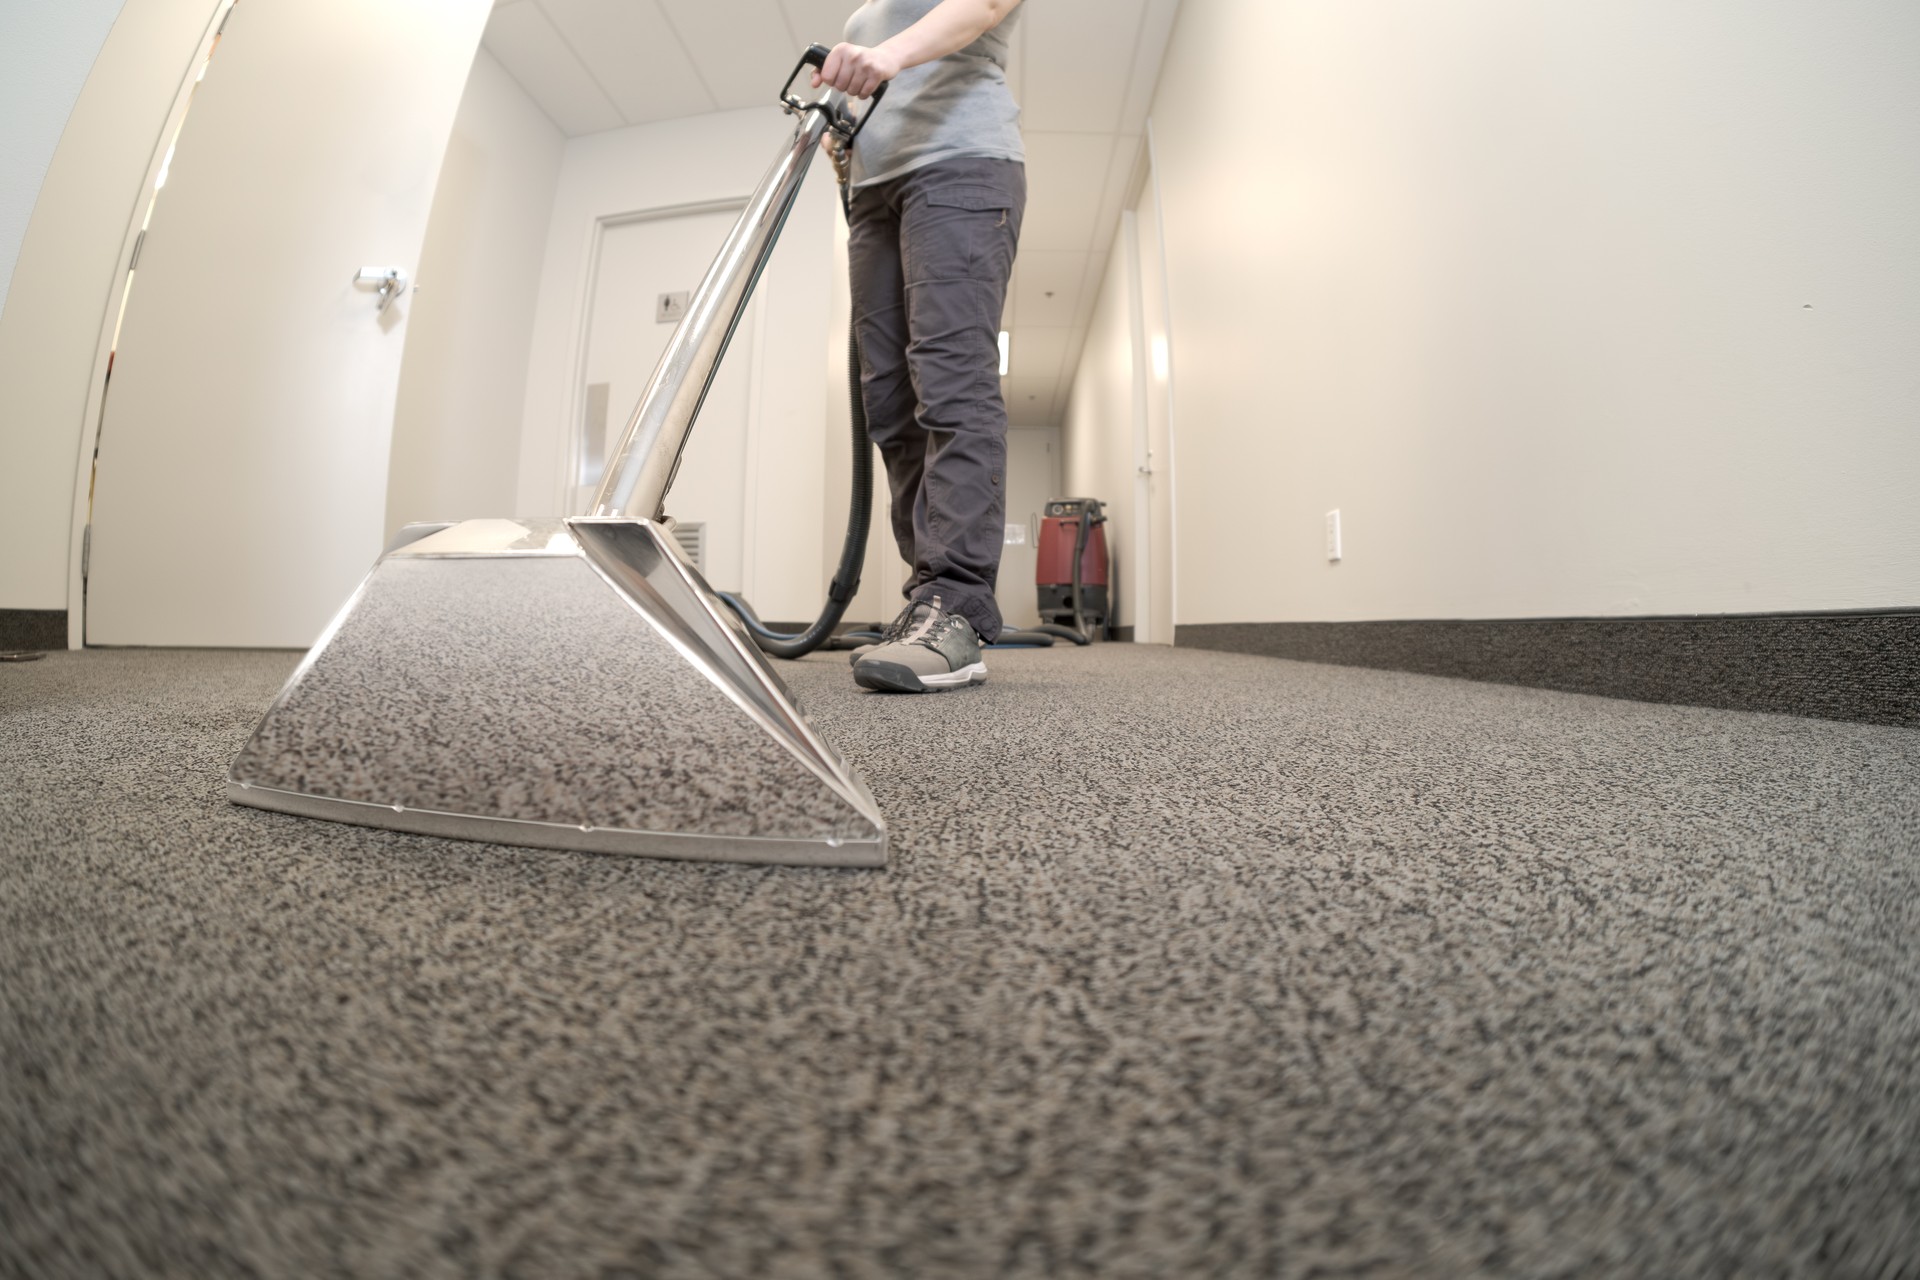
[576,205,756,593]
[1128,158,1175,645]
[996,426,1063,631]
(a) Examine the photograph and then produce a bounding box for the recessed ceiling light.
[998,330,1010,376]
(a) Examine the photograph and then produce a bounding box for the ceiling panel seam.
[532,0,630,126]
[651,1,724,113]
[772,1,800,54]
[479,13,564,135]
[1118,0,1153,125]
[1046,253,1095,412]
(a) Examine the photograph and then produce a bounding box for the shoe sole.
[853,660,988,693]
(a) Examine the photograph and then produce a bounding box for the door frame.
[65,0,234,648]
[556,198,750,516]
[1144,120,1179,638]
[1120,125,1179,645]
[1122,206,1154,642]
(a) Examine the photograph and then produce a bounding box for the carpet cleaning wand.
[704,46,887,658]
[227,45,894,868]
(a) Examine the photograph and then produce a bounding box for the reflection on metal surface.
[229,517,886,868]
[388,518,576,558]
[382,521,457,555]
[231,784,883,868]
[568,518,873,818]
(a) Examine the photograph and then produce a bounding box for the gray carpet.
[3,645,1918,1279]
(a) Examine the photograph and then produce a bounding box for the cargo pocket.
[912,185,1016,284]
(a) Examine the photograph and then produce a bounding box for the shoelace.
[900,599,945,647]
[878,601,922,642]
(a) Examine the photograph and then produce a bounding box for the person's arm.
[811,0,1023,99]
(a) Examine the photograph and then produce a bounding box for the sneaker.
[845,602,917,665]
[844,603,911,664]
[851,597,988,693]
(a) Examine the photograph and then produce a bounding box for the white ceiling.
[482,0,1182,425]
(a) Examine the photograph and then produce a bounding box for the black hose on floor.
[716,316,871,658]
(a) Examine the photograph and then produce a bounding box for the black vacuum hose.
[716,316,871,658]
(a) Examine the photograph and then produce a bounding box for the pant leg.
[845,181,924,585]
[895,156,1026,642]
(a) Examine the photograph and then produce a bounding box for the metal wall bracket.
[353,266,409,312]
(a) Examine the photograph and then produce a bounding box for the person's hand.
[811,42,900,100]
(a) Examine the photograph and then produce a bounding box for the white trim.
[1121,208,1153,644]
[65,0,235,648]
[1145,118,1179,633]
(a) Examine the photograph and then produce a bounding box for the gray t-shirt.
[842,0,1024,188]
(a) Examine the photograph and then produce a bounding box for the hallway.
[5,646,1916,1276]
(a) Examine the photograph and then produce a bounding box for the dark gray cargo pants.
[848,155,1025,643]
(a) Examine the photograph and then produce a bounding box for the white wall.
[1072,0,1920,624]
[516,107,839,622]
[0,0,220,611]
[386,49,564,538]
[1063,229,1140,629]
[0,0,128,310]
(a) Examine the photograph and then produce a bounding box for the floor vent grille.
[670,522,706,575]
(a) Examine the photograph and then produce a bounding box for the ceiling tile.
[1119,0,1182,133]
[1070,265,1104,335]
[1070,134,1140,330]
[1011,250,1090,330]
[1019,0,1145,133]
[660,0,808,111]
[482,2,626,136]
[1057,324,1091,414]
[541,0,716,123]
[778,0,853,50]
[1020,132,1113,254]
[1003,376,1055,420]
[1005,325,1069,388]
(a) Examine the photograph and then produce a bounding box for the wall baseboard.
[1,610,67,651]
[1176,611,1920,728]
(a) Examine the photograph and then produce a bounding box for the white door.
[85,0,491,647]
[996,426,1060,631]
[577,209,757,594]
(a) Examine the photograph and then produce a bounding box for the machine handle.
[780,43,888,144]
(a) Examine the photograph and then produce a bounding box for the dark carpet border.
[1176,611,1920,728]
[0,609,66,651]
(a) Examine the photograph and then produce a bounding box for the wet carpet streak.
[3,645,1918,1278]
